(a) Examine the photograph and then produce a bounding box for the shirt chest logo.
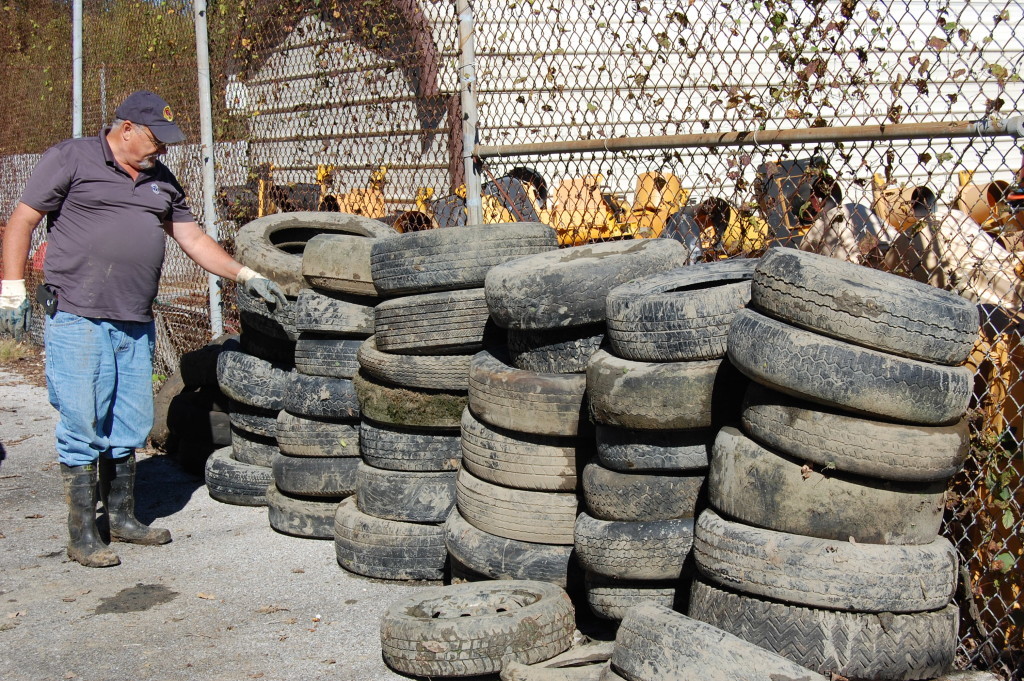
[150,183,161,195]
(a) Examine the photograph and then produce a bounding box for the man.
[0,90,286,568]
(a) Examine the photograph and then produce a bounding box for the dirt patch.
[0,340,45,388]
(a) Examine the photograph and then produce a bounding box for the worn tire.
[740,383,970,481]
[612,603,821,681]
[236,211,395,296]
[444,508,573,586]
[460,408,581,491]
[380,580,575,677]
[237,325,296,365]
[275,411,360,458]
[507,324,605,374]
[356,335,471,390]
[587,349,743,430]
[583,573,680,622]
[710,426,946,544]
[216,350,290,410]
[355,462,457,523]
[694,509,958,612]
[359,419,461,471]
[301,233,381,296]
[751,247,978,365]
[468,349,587,436]
[595,425,713,472]
[272,452,359,497]
[574,511,694,580]
[354,371,466,429]
[266,484,341,538]
[333,496,446,580]
[689,578,957,681]
[581,461,704,521]
[606,259,757,361]
[281,372,360,419]
[370,222,559,295]
[293,287,375,335]
[485,239,689,329]
[230,426,278,467]
[294,334,363,378]
[374,288,491,355]
[236,285,298,341]
[727,309,972,425]
[456,467,579,545]
[227,399,278,438]
[204,447,272,506]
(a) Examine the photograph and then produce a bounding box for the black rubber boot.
[60,463,120,567]
[99,454,172,545]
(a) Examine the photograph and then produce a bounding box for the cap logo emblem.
[151,184,161,194]
[163,106,174,122]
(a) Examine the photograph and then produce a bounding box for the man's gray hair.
[111,117,129,128]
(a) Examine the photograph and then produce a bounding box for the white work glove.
[0,279,31,341]
[236,267,288,309]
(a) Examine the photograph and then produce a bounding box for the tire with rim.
[507,324,605,374]
[359,419,461,471]
[205,447,272,506]
[275,411,360,457]
[301,233,381,296]
[595,425,713,472]
[751,247,978,365]
[333,496,446,580]
[727,308,972,425]
[587,349,741,430]
[460,408,581,491]
[574,511,694,580]
[740,383,970,481]
[281,373,360,419]
[612,603,822,681]
[294,334,363,378]
[606,259,757,361]
[581,461,704,521]
[709,426,946,544]
[689,578,957,681]
[356,335,471,390]
[235,211,395,296]
[355,462,457,523]
[380,580,575,677]
[354,371,467,430]
[694,509,958,612]
[485,239,689,329]
[370,222,559,295]
[456,468,579,545]
[468,349,587,436]
[444,508,574,586]
[266,484,341,538]
[293,288,375,335]
[374,288,490,354]
[216,350,290,410]
[272,453,359,497]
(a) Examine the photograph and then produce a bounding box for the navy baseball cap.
[115,90,185,144]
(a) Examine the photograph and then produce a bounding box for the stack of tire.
[336,223,559,581]
[573,258,755,621]
[204,212,395,512]
[691,247,977,680]
[446,239,690,591]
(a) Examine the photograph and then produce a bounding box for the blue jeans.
[45,311,156,466]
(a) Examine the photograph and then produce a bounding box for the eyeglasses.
[134,125,166,150]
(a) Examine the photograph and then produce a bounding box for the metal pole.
[100,64,107,124]
[193,0,223,337]
[457,0,482,225]
[72,0,83,137]
[475,116,1024,158]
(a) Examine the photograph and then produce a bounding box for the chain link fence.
[0,0,1022,676]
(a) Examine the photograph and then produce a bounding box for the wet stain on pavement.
[95,583,178,614]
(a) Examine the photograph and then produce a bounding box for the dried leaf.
[256,605,288,614]
[926,37,948,51]
[291,568,304,574]
[24,514,43,519]
[800,464,813,479]
[196,592,216,600]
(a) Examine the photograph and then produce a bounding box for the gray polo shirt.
[19,129,196,322]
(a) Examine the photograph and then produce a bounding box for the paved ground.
[0,366,432,681]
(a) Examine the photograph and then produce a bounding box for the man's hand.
[236,267,288,309]
[0,279,31,341]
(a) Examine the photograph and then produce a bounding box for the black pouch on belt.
[35,283,57,317]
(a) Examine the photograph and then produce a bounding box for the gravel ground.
[0,357,434,681]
